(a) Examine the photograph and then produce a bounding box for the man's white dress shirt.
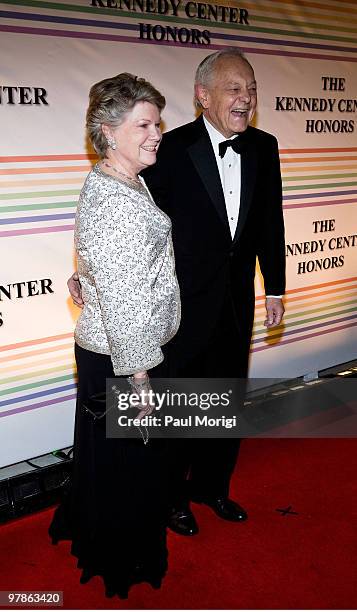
[204,116,241,239]
[203,116,282,300]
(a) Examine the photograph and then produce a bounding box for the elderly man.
[69,47,285,536]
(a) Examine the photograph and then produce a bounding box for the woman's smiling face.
[103,101,162,175]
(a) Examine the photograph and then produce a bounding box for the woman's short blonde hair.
[86,72,166,157]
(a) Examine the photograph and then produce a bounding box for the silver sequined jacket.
[74,164,181,375]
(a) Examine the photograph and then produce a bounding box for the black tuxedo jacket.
[143,115,285,371]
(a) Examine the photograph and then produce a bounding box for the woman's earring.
[107,136,117,150]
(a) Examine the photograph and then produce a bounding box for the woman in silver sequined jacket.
[49,73,180,599]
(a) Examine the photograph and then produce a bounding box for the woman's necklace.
[101,160,142,186]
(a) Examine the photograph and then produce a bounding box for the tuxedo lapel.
[233,130,257,244]
[187,118,230,232]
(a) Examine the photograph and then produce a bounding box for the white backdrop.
[1,0,356,465]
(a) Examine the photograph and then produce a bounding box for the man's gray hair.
[194,47,252,108]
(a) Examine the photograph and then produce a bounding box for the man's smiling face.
[197,56,257,138]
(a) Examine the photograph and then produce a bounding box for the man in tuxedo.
[69,47,285,536]
[141,48,285,535]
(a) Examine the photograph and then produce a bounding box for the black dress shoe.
[194,496,248,522]
[167,507,199,536]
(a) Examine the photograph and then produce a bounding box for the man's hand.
[68,272,84,308]
[264,297,284,328]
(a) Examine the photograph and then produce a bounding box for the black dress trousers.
[150,289,244,508]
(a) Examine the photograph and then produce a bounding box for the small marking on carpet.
[276,505,299,516]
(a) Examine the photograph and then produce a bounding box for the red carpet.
[1,439,356,609]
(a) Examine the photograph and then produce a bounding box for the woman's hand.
[133,370,148,380]
[128,374,155,418]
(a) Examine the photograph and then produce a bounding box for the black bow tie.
[218,133,247,158]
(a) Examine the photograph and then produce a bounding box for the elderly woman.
[49,73,180,598]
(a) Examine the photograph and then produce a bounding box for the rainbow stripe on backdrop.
[279,146,357,211]
[0,154,96,238]
[1,0,357,61]
[0,333,77,419]
[253,276,357,353]
[1,148,357,235]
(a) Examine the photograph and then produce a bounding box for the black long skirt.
[49,344,168,599]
